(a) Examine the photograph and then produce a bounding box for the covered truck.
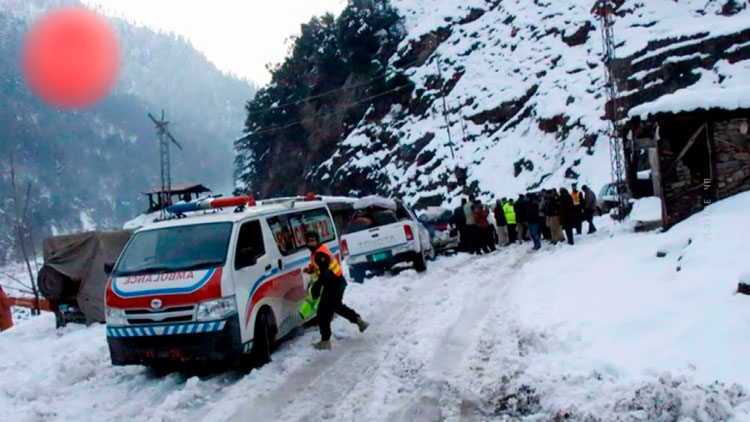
[38,230,134,325]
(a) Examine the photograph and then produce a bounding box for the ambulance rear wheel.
[251,308,276,368]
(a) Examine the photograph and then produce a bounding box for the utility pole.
[148,110,183,218]
[595,0,628,219]
[435,55,456,160]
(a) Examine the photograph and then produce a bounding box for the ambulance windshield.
[114,222,233,276]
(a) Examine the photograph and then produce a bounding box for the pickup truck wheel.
[251,308,276,368]
[349,266,365,284]
[413,251,427,272]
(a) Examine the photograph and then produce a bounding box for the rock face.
[237,0,750,208]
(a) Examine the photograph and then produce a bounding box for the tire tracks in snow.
[228,253,477,422]
[388,247,532,422]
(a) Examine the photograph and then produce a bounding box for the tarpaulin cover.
[41,230,133,323]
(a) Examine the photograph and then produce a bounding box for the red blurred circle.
[21,6,120,109]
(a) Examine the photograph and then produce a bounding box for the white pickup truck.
[339,197,434,283]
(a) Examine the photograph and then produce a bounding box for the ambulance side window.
[267,215,297,256]
[301,208,335,243]
[235,220,265,270]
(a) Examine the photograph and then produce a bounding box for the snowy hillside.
[237,0,750,209]
[2,192,750,421]
[0,0,254,255]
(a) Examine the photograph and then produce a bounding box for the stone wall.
[713,118,750,199]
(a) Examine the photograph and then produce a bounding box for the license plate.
[372,252,389,261]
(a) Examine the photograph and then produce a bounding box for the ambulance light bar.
[166,196,254,214]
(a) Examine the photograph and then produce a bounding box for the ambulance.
[104,195,339,367]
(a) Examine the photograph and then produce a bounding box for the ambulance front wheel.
[251,307,277,368]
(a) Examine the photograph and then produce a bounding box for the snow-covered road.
[3,194,750,422]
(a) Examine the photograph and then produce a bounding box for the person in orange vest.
[302,231,369,350]
[570,183,584,235]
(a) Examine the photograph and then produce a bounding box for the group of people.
[453,183,598,253]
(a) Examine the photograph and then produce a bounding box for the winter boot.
[356,317,369,333]
[313,340,331,350]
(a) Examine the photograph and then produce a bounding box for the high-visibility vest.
[571,191,581,206]
[299,282,320,319]
[299,244,342,318]
[503,203,516,225]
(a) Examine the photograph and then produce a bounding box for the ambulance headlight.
[196,297,236,321]
[105,307,127,326]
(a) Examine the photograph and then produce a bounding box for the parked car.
[340,196,434,283]
[418,207,459,254]
[597,181,633,215]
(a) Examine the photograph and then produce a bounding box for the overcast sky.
[83,0,348,85]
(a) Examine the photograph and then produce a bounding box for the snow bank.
[630,196,663,222]
[507,191,750,393]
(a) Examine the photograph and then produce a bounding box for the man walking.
[494,199,508,246]
[514,194,528,243]
[526,193,543,250]
[581,185,597,234]
[503,198,517,245]
[544,191,563,244]
[453,198,468,251]
[559,188,576,245]
[464,194,477,253]
[570,183,584,235]
[302,231,369,350]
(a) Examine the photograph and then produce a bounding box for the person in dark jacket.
[525,193,543,250]
[453,198,468,251]
[514,194,528,243]
[581,185,597,234]
[303,231,369,350]
[544,191,563,244]
[539,189,551,241]
[570,183,584,235]
[494,199,508,246]
[558,188,576,245]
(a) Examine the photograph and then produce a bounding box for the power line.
[242,81,416,137]
[245,56,428,118]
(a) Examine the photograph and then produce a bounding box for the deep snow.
[2,193,750,421]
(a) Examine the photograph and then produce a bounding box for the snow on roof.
[353,196,397,211]
[132,200,330,232]
[629,85,750,119]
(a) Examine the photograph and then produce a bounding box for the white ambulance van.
[104,196,339,367]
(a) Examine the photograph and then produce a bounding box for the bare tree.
[3,151,40,315]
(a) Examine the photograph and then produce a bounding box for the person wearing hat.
[301,230,369,350]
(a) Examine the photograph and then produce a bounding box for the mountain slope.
[236,0,750,208]
[0,0,254,259]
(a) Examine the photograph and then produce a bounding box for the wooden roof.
[142,183,211,195]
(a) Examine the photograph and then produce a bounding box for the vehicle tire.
[250,307,277,368]
[413,251,427,272]
[37,265,74,302]
[349,266,365,284]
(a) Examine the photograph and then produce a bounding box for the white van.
[340,197,433,283]
[104,196,339,367]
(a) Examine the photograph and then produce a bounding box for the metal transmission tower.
[595,0,628,219]
[148,110,183,217]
